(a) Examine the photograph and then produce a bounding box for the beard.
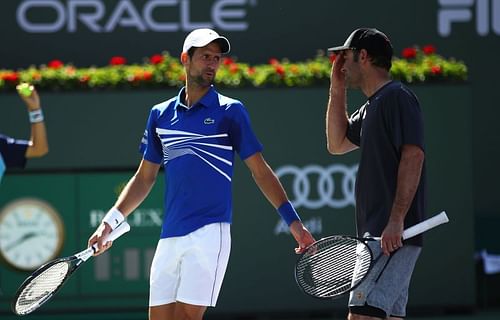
[345,72,361,89]
[189,68,215,87]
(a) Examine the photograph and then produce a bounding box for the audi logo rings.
[276,164,358,209]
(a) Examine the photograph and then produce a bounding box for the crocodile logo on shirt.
[204,118,215,125]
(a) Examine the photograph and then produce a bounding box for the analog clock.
[0,198,65,271]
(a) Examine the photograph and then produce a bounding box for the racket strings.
[15,262,70,315]
[301,243,355,284]
[296,237,372,298]
[299,240,358,295]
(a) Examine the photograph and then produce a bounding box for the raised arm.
[88,159,161,254]
[17,86,49,158]
[325,53,358,155]
[244,152,315,253]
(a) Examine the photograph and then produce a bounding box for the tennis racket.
[11,221,131,316]
[295,211,449,299]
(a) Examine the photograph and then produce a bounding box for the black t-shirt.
[0,134,29,169]
[346,81,426,246]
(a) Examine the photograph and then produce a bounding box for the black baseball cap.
[327,28,393,60]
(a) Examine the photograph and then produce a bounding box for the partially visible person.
[325,28,426,320]
[0,84,49,183]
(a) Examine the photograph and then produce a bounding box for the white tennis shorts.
[149,222,231,307]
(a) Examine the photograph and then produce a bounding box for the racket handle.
[76,222,131,262]
[91,221,131,251]
[402,211,449,240]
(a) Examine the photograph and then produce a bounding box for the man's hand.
[87,222,113,256]
[17,84,41,111]
[330,52,346,87]
[380,219,404,256]
[289,221,316,254]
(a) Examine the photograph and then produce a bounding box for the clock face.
[0,198,65,271]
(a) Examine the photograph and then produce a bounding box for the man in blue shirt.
[1,85,49,184]
[88,28,315,320]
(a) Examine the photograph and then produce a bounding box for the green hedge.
[0,45,467,91]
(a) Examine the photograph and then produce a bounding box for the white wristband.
[29,109,44,123]
[102,207,125,230]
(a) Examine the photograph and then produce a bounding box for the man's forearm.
[390,145,425,222]
[252,164,288,209]
[325,84,356,155]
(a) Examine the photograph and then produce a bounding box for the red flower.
[329,54,337,64]
[422,45,436,55]
[274,65,285,76]
[1,72,19,82]
[402,47,417,59]
[229,63,239,74]
[431,65,442,75]
[110,56,126,66]
[143,71,153,81]
[269,58,280,65]
[80,74,91,83]
[247,67,256,75]
[48,59,64,69]
[223,57,234,66]
[150,54,164,65]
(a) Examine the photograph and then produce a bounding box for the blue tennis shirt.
[139,86,263,238]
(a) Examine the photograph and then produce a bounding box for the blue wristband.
[277,201,301,226]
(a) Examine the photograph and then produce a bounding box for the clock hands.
[4,231,54,252]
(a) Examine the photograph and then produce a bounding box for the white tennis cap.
[182,28,230,54]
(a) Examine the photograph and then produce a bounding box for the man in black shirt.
[325,28,426,320]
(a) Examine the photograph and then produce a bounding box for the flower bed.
[0,45,467,91]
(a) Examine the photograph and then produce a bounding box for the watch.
[0,198,65,271]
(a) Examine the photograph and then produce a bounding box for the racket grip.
[402,211,449,240]
[91,221,131,251]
